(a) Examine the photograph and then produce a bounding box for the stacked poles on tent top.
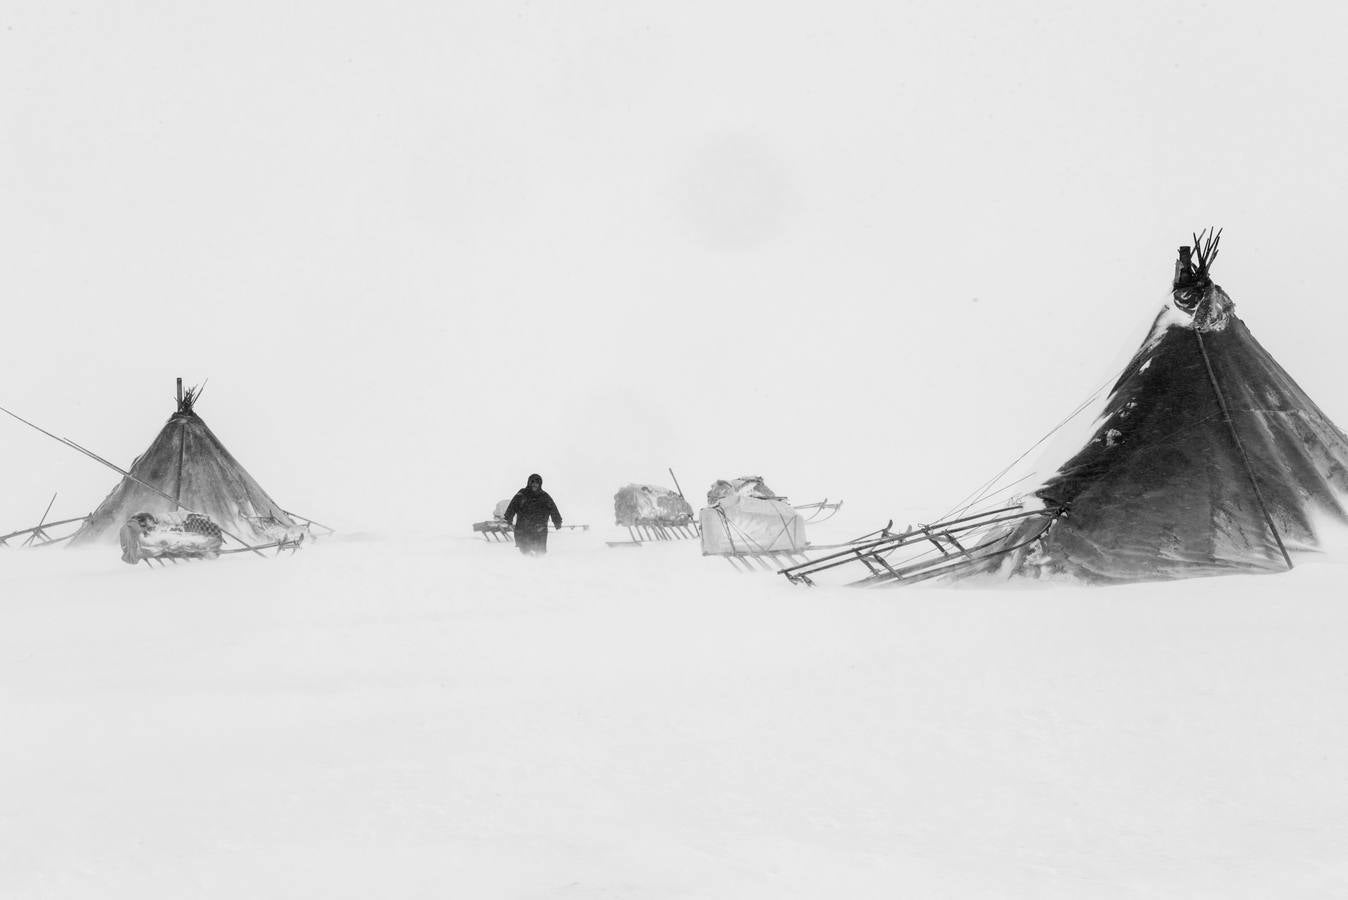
[175,377,186,510]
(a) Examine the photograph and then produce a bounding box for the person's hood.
[526,473,543,488]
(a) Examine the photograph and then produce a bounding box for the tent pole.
[174,377,185,510]
[1194,327,1294,570]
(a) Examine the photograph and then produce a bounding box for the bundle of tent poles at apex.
[0,378,332,565]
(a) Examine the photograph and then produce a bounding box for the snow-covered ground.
[4,532,1347,898]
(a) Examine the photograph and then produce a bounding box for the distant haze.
[4,1,1347,535]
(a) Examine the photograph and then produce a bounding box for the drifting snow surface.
[4,532,1348,898]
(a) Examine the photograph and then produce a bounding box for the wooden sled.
[777,505,1062,587]
[133,537,305,567]
[473,521,590,543]
[0,494,89,549]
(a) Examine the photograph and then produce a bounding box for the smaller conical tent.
[68,382,300,547]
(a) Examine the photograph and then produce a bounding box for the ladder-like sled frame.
[606,518,701,547]
[135,536,305,567]
[0,492,89,548]
[778,505,1062,587]
[473,521,590,543]
[707,548,813,572]
[0,515,90,548]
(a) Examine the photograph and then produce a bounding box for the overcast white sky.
[3,0,1347,535]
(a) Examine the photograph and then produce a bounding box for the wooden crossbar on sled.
[777,505,1062,587]
[473,521,590,543]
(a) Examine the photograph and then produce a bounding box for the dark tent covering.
[968,232,1348,583]
[68,384,301,548]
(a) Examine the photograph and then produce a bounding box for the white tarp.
[699,493,807,555]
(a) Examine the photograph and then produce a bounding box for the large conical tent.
[68,382,300,547]
[969,232,1348,583]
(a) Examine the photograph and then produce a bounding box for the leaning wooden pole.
[22,492,58,548]
[669,468,688,501]
[1194,327,1293,570]
[174,378,186,510]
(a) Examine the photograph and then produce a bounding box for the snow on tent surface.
[962,235,1348,584]
[68,387,300,548]
[699,476,807,555]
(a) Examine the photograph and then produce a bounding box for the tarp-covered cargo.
[119,511,225,565]
[706,475,780,506]
[700,475,807,555]
[614,484,694,527]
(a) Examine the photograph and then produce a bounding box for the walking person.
[503,473,563,556]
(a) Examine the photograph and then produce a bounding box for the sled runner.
[793,498,843,524]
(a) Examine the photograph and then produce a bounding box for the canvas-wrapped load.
[706,475,780,505]
[119,511,225,565]
[699,476,807,555]
[614,484,695,527]
[493,498,512,521]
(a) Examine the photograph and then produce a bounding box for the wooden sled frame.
[134,536,305,567]
[777,505,1063,587]
[0,493,89,549]
[707,548,812,572]
[473,521,590,543]
[606,518,701,547]
[0,516,90,548]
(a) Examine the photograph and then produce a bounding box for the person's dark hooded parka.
[504,474,562,554]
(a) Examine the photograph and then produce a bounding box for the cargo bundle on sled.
[604,469,701,546]
[699,476,811,571]
[119,512,226,565]
[779,231,1348,588]
[613,483,697,539]
[2,379,330,565]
